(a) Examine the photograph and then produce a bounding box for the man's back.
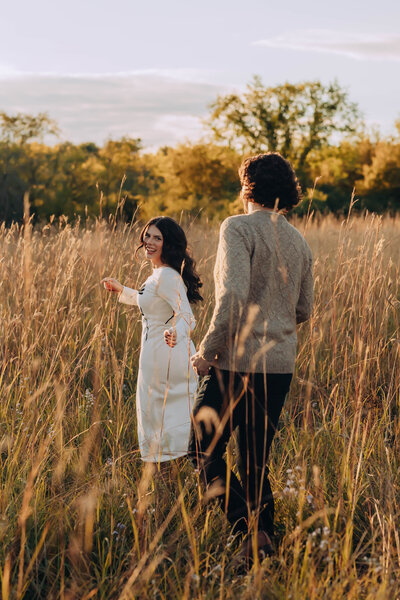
[199,209,313,373]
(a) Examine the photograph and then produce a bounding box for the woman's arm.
[119,286,139,306]
[101,277,138,306]
[157,268,195,343]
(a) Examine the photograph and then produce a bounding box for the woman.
[102,216,202,464]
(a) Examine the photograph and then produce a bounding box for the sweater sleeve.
[118,286,138,306]
[296,249,314,324]
[157,268,195,341]
[199,218,251,362]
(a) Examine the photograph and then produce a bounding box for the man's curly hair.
[238,153,302,211]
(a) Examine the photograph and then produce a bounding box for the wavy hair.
[136,216,203,304]
[239,152,302,211]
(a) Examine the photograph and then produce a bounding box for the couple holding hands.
[101,152,314,564]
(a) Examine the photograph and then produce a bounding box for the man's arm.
[199,218,251,362]
[296,251,313,324]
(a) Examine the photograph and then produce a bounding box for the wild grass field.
[0,211,399,599]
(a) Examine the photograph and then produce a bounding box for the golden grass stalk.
[0,212,398,598]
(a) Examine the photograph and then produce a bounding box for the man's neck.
[247,202,278,215]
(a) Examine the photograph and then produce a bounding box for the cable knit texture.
[199,210,314,373]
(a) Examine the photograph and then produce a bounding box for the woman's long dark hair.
[136,216,203,304]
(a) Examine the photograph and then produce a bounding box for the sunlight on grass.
[0,212,399,598]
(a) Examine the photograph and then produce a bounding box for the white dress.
[119,266,197,462]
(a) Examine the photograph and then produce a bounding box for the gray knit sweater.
[199,209,314,373]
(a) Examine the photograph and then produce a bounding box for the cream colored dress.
[119,266,197,462]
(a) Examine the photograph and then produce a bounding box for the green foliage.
[0,113,59,223]
[207,78,361,174]
[139,143,241,220]
[0,111,59,145]
[0,116,145,222]
[359,140,400,213]
[303,135,400,214]
[0,98,400,223]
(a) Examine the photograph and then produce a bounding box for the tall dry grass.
[0,211,399,599]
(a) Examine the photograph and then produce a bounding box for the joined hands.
[191,353,212,377]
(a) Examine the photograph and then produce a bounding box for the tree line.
[1,78,399,224]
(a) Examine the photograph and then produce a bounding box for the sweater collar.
[247,203,285,217]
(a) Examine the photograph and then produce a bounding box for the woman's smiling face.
[144,225,164,267]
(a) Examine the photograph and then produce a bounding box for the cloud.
[0,71,225,147]
[153,114,204,140]
[0,67,219,84]
[0,64,21,78]
[253,31,400,61]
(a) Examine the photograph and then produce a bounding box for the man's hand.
[191,353,212,377]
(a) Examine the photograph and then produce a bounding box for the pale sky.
[1,0,399,148]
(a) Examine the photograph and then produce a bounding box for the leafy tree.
[1,108,400,223]
[38,142,101,218]
[301,137,375,213]
[140,143,241,220]
[207,78,362,175]
[0,112,59,145]
[359,139,400,213]
[0,112,59,223]
[97,137,143,218]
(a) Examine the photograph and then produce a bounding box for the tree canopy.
[0,112,59,145]
[0,81,399,223]
[207,78,361,173]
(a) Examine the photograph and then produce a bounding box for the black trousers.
[188,368,292,537]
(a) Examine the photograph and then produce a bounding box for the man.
[190,152,314,565]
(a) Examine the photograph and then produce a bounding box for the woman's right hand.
[164,328,177,348]
[100,277,123,294]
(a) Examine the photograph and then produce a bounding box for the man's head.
[238,153,302,212]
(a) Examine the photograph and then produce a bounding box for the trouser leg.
[188,369,292,537]
[188,368,249,533]
[238,373,292,537]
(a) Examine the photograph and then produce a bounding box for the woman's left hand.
[164,328,177,348]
